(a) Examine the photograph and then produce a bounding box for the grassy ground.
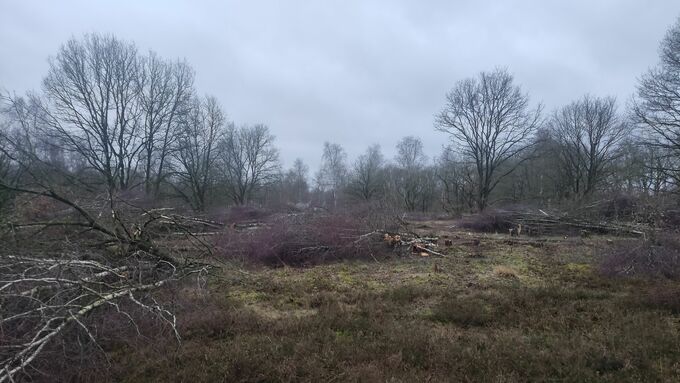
[109,226,680,382]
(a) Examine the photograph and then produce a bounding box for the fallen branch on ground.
[0,252,212,383]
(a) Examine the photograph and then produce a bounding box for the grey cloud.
[1,0,678,169]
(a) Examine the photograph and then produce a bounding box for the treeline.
[2,18,680,214]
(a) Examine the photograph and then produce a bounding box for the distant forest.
[2,18,679,216]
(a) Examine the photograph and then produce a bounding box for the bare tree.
[0,101,16,208]
[549,95,628,198]
[219,124,280,205]
[348,144,385,201]
[40,34,143,192]
[283,158,310,203]
[395,136,427,169]
[172,96,226,211]
[436,145,476,214]
[435,68,542,210]
[509,129,564,202]
[0,93,77,193]
[617,139,674,195]
[417,166,438,212]
[315,142,347,208]
[137,52,195,196]
[632,17,680,186]
[393,136,428,211]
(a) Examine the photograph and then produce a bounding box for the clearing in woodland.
[100,220,680,382]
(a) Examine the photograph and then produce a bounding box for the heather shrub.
[638,283,680,314]
[215,212,393,266]
[599,234,680,280]
[14,286,187,383]
[12,194,63,221]
[429,295,494,327]
[226,205,271,223]
[600,194,638,220]
[404,211,439,222]
[457,211,514,233]
[661,209,680,229]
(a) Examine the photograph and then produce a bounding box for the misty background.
[1,0,679,168]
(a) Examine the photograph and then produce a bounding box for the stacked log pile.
[504,210,647,238]
[457,209,648,238]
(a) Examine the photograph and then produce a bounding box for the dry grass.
[492,265,519,279]
[40,230,680,382]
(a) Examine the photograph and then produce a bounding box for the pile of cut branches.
[507,209,647,237]
[381,232,446,257]
[0,252,208,382]
[458,208,647,238]
[215,212,382,266]
[214,209,448,267]
[0,187,212,382]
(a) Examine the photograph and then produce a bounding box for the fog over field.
[1,0,678,167]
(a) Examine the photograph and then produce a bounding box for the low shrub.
[226,205,272,223]
[493,265,519,279]
[600,194,639,220]
[403,211,447,222]
[383,284,432,303]
[429,296,494,327]
[457,211,514,233]
[12,193,64,221]
[215,212,394,267]
[637,283,680,314]
[599,234,680,280]
[661,209,680,229]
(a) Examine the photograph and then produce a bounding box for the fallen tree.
[0,136,213,382]
[0,254,209,383]
[0,188,214,381]
[0,187,214,382]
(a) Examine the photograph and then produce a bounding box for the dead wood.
[0,187,215,382]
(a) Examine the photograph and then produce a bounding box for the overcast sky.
[1,1,679,170]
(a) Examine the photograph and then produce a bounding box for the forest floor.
[108,221,680,382]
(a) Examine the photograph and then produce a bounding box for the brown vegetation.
[24,227,680,382]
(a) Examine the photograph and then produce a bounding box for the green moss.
[337,270,355,285]
[565,262,593,273]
